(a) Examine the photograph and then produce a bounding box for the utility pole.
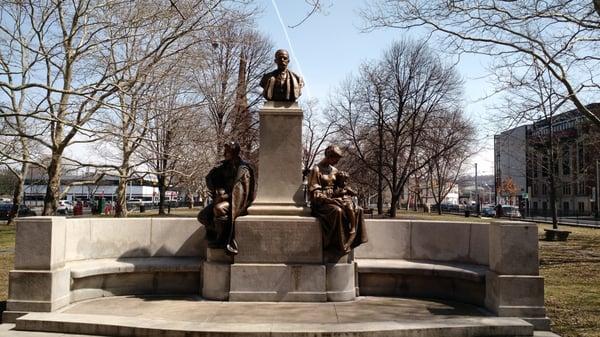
[475,163,480,216]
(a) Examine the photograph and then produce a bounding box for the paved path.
[1,296,562,336]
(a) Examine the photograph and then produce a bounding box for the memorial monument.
[202,49,358,302]
[0,51,551,336]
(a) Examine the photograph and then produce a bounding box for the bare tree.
[331,39,466,217]
[497,59,571,227]
[302,98,335,177]
[360,0,600,128]
[426,109,475,214]
[0,0,238,215]
[188,22,272,161]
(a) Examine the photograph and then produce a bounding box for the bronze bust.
[260,49,304,101]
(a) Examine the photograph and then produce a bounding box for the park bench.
[4,217,205,322]
[354,220,489,306]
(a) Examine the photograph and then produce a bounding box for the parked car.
[57,200,74,214]
[0,203,36,220]
[501,205,522,218]
[481,205,496,217]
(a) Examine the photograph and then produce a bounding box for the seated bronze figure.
[197,141,255,255]
[308,145,368,255]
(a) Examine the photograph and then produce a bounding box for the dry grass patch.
[539,225,600,337]
[0,225,15,301]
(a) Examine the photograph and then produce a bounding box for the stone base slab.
[246,203,311,216]
[7,268,71,314]
[13,296,536,337]
[326,263,355,301]
[229,263,326,302]
[202,261,230,301]
[524,317,552,331]
[234,215,322,264]
[1,311,27,324]
[206,248,233,263]
[228,290,327,302]
[485,272,545,309]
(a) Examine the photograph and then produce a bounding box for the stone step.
[15,312,534,337]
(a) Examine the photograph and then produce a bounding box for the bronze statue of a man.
[260,49,304,101]
[197,141,255,255]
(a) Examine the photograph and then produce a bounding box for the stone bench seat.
[67,257,202,279]
[355,258,487,283]
[66,257,203,304]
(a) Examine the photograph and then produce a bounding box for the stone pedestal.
[227,101,355,302]
[485,220,550,330]
[4,217,70,322]
[247,101,309,216]
[201,248,232,301]
[229,215,355,302]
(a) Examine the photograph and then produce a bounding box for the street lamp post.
[475,163,480,216]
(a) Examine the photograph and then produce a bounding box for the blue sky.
[255,0,495,175]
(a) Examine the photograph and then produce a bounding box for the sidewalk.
[525,216,600,228]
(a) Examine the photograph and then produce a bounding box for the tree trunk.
[8,164,27,226]
[158,174,166,215]
[43,156,62,215]
[115,171,128,218]
[187,192,193,209]
[377,114,384,215]
[389,190,399,217]
[376,178,383,215]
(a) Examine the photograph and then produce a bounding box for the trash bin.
[97,199,105,214]
[73,202,83,216]
[139,203,145,213]
[464,209,471,217]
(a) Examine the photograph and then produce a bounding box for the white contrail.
[270,0,312,99]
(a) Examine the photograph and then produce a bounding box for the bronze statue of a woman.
[308,145,367,255]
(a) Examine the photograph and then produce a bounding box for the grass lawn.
[0,225,14,301]
[97,207,202,218]
[538,224,600,337]
[0,214,598,336]
[392,209,492,223]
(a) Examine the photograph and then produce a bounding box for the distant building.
[494,125,529,206]
[494,104,600,216]
[527,105,600,216]
[23,171,178,206]
[458,175,495,206]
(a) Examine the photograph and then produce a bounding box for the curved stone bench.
[355,258,487,306]
[5,216,550,331]
[67,257,202,303]
[4,217,206,322]
[354,219,549,330]
[356,259,487,282]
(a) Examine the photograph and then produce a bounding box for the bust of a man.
[260,49,304,101]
